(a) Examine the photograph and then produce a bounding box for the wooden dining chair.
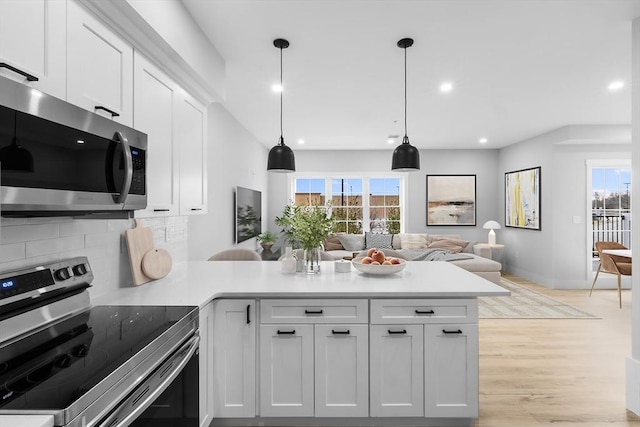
[589,241,631,308]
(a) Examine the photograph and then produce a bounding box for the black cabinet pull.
[0,63,38,81]
[153,208,170,212]
[95,106,120,117]
[442,329,463,334]
[246,304,251,324]
[191,208,203,211]
[332,329,350,335]
[277,329,295,335]
[388,329,407,335]
[304,309,323,315]
[415,309,435,315]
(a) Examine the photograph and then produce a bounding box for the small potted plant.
[257,231,277,252]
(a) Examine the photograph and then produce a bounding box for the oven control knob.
[54,267,72,281]
[72,344,89,358]
[55,354,72,368]
[73,263,88,276]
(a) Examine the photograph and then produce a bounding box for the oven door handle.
[95,334,199,427]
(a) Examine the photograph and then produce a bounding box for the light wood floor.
[478,274,640,426]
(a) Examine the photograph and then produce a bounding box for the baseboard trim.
[626,357,640,415]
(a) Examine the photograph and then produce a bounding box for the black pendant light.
[267,38,296,173]
[391,38,420,171]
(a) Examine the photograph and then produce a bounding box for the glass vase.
[304,247,321,275]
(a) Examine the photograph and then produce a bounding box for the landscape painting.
[505,166,541,230]
[426,175,476,226]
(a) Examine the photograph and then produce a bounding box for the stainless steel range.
[0,257,199,427]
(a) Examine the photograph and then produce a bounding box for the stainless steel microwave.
[0,76,147,218]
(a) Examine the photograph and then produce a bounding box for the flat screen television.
[235,186,262,243]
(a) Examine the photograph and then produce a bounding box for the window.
[588,161,631,268]
[291,175,405,234]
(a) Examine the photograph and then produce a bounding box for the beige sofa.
[324,233,502,285]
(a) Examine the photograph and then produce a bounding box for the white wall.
[499,129,631,288]
[188,103,268,260]
[267,149,501,245]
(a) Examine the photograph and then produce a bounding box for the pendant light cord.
[280,45,284,144]
[403,45,408,140]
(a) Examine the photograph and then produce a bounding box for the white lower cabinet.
[424,324,479,417]
[259,324,314,417]
[210,297,478,425]
[314,324,369,417]
[198,302,214,427]
[212,300,256,418]
[370,324,424,417]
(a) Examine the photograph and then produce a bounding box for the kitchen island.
[95,260,509,427]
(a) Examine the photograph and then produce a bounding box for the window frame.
[287,173,407,233]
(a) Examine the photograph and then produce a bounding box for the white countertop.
[93,260,509,308]
[1,415,54,427]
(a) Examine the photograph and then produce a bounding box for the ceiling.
[182,0,640,151]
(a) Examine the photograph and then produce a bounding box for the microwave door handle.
[113,131,133,204]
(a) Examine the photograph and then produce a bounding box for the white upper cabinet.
[177,94,207,215]
[66,0,133,126]
[0,0,66,99]
[133,52,179,217]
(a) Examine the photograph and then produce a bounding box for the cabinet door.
[212,300,256,418]
[0,0,66,98]
[198,303,214,427]
[314,324,368,417]
[67,0,133,125]
[177,94,207,215]
[370,324,424,417]
[259,324,314,417]
[133,52,180,217]
[424,324,479,418]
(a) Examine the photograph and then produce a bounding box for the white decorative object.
[482,220,501,245]
[352,259,407,275]
[281,247,296,274]
[334,259,351,273]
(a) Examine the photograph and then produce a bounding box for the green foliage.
[256,230,277,244]
[275,203,335,250]
[385,206,401,234]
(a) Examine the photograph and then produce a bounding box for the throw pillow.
[462,241,476,253]
[426,234,461,245]
[365,232,393,250]
[427,238,469,253]
[324,235,345,251]
[400,233,428,250]
[392,234,403,249]
[336,234,365,251]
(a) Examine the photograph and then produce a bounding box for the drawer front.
[370,299,476,324]
[260,299,369,324]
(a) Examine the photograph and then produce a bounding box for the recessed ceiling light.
[440,82,453,93]
[297,139,305,145]
[77,140,85,144]
[271,83,283,92]
[608,81,624,91]
[387,135,399,144]
[478,137,488,144]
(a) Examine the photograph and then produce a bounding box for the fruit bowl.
[351,258,407,275]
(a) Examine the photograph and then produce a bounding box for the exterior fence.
[592,213,631,257]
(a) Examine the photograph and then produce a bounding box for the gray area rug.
[479,278,599,319]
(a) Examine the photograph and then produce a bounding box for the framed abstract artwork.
[426,175,476,226]
[505,166,541,230]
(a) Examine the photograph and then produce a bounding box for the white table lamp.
[483,220,501,245]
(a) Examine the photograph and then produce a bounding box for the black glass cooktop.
[0,305,195,411]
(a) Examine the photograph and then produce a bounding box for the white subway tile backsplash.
[60,220,108,236]
[26,236,85,257]
[0,242,26,262]
[1,216,188,300]
[2,223,60,244]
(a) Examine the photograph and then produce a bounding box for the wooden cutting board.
[125,219,154,286]
[142,248,172,280]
